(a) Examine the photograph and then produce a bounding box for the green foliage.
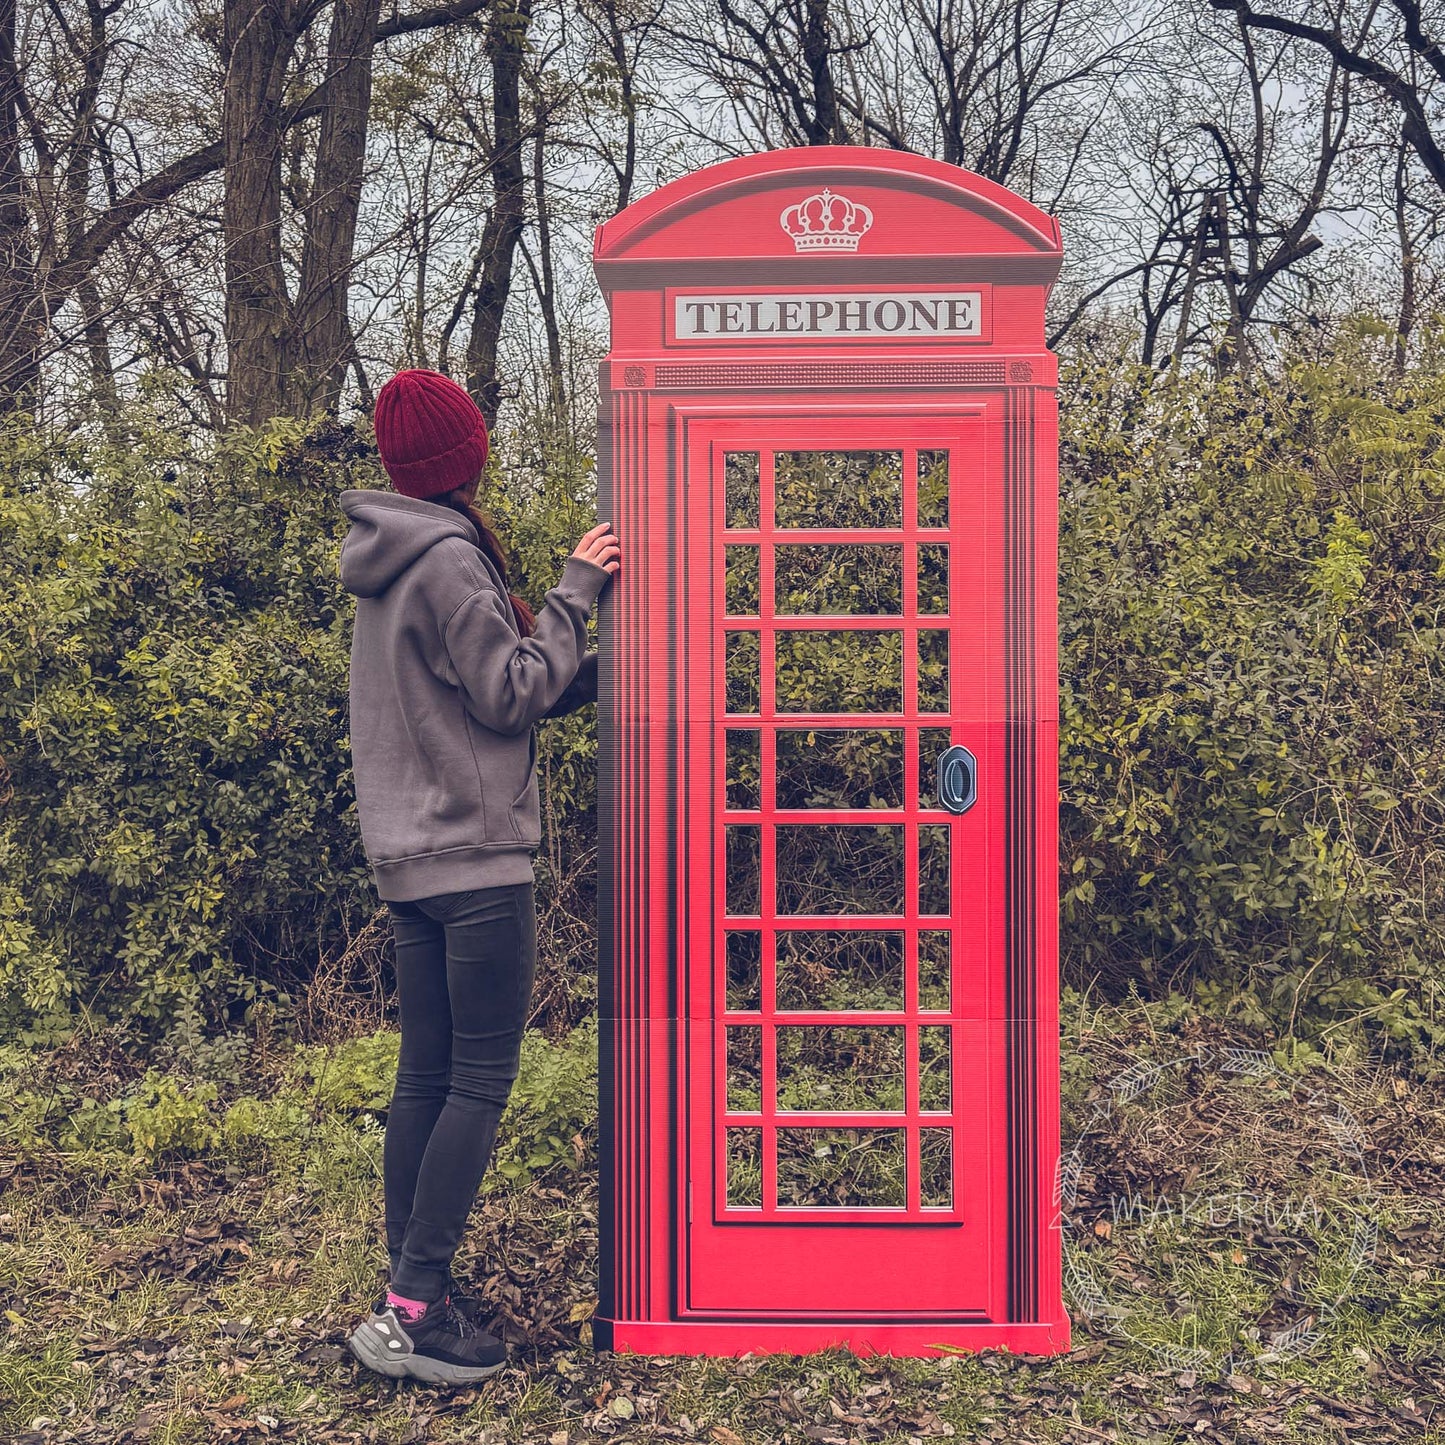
[488,1015,598,1187]
[2,327,1444,1055]
[121,1070,219,1161]
[0,1017,598,1189]
[0,411,375,1031]
[218,1093,312,1167]
[1059,328,1445,1052]
[290,1030,400,1113]
[0,407,604,1036]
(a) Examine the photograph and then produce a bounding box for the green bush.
[290,1030,399,1113]
[0,413,370,1030]
[0,409,603,1037]
[1,326,1443,1053]
[122,1070,219,1161]
[489,1014,598,1187]
[218,1093,312,1168]
[1059,324,1445,1049]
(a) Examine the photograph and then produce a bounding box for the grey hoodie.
[338,488,609,901]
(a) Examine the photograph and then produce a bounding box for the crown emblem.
[779,188,874,252]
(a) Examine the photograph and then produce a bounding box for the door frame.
[670,402,1014,1322]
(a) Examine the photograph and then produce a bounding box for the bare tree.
[887,0,1143,200]
[222,0,308,424]
[465,0,534,427]
[660,0,864,149]
[0,0,499,420]
[293,0,384,415]
[576,0,664,214]
[0,0,38,413]
[1208,0,1445,190]
[1192,7,1347,369]
[1045,3,1350,366]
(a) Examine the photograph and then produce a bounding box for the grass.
[0,989,1442,1443]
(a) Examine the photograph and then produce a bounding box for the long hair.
[437,490,537,637]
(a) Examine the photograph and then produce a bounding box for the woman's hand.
[572,522,622,577]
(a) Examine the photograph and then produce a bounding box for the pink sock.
[385,1290,431,1322]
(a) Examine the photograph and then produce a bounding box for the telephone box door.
[680,407,1009,1318]
[593,143,1069,1356]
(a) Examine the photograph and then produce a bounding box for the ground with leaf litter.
[2,999,1443,1444]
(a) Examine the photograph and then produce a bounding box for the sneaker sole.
[347,1316,412,1379]
[398,1350,508,1385]
[348,1314,507,1385]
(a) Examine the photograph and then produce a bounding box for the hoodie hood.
[338,488,479,597]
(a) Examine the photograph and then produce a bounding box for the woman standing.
[337,369,619,1385]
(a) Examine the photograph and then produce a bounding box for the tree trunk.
[802,0,844,144]
[223,0,298,424]
[529,101,565,428]
[1394,137,1416,375]
[0,0,38,416]
[79,275,120,425]
[466,0,533,429]
[294,0,382,415]
[592,0,637,213]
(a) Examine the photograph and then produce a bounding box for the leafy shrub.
[489,1015,598,1187]
[218,1094,312,1168]
[0,408,602,1037]
[57,1094,128,1153]
[1059,325,1445,1049]
[290,1030,400,1113]
[0,413,370,1031]
[2,326,1444,1055]
[122,1071,219,1161]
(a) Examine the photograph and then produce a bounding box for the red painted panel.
[593,146,1067,1357]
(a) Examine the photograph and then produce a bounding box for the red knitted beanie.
[373,369,490,499]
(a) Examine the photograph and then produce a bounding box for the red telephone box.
[592,146,1068,1357]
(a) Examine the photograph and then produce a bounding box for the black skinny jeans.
[382,881,536,1303]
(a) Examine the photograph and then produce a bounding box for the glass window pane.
[918,630,948,714]
[920,1128,952,1207]
[918,931,951,1011]
[776,1127,906,1207]
[725,930,762,1012]
[918,728,952,810]
[917,449,949,529]
[724,545,760,615]
[775,929,905,1012]
[777,1025,905,1112]
[920,824,950,916]
[918,544,948,615]
[726,729,761,810]
[920,1025,951,1111]
[775,544,903,615]
[725,452,760,529]
[726,825,761,915]
[725,632,760,714]
[775,451,903,529]
[726,1025,762,1112]
[775,728,903,810]
[776,630,902,714]
[726,1127,763,1206]
[777,824,904,916]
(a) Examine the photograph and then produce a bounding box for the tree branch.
[1208,0,1445,190]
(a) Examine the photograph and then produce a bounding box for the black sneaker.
[348,1293,508,1385]
[367,1269,489,1326]
[442,1270,490,1325]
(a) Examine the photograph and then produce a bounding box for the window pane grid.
[716,445,960,1220]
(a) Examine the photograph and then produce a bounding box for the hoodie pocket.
[509,731,541,842]
[464,711,531,844]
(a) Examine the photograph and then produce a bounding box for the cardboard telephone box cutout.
[592,147,1068,1357]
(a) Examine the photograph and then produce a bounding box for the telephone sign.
[592,146,1068,1358]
